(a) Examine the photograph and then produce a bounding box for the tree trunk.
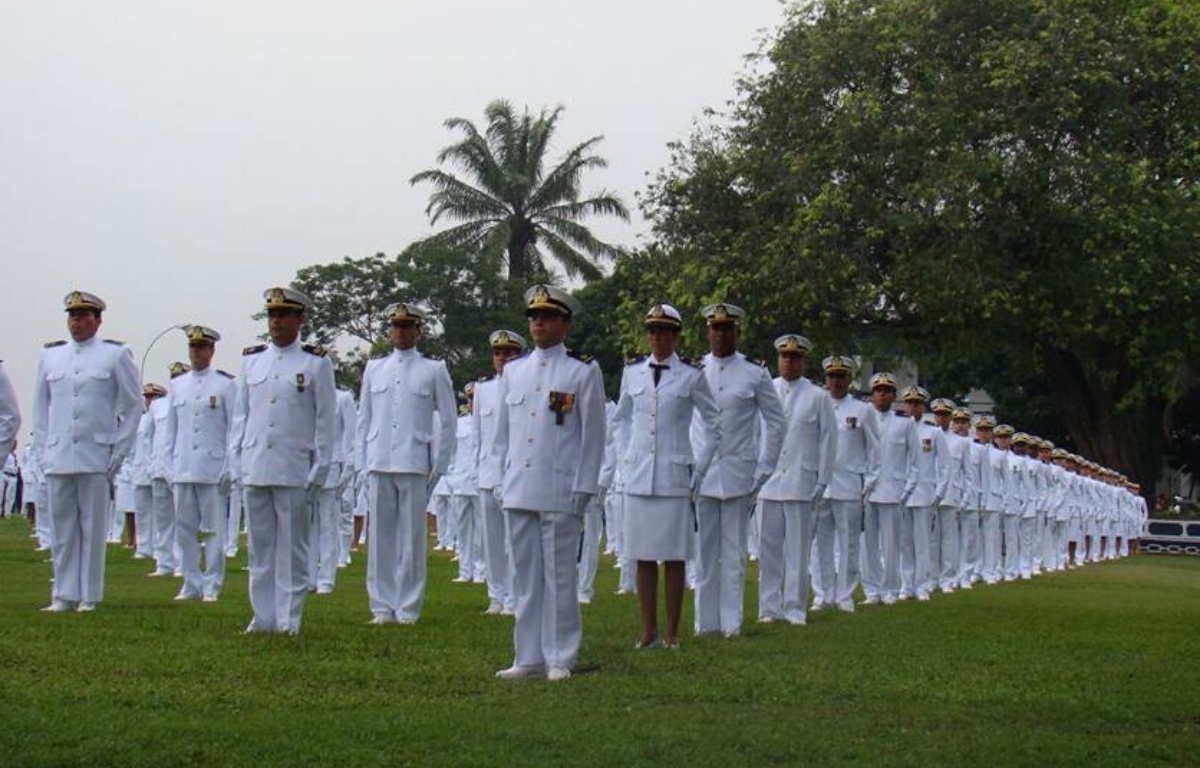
[1043,347,1165,505]
[506,217,535,281]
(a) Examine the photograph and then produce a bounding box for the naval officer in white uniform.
[756,334,837,626]
[163,325,236,601]
[356,302,457,624]
[229,287,337,634]
[493,285,606,681]
[612,304,721,649]
[691,303,784,638]
[31,290,141,612]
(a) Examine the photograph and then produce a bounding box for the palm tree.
[410,99,630,282]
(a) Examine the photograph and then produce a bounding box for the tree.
[410,99,631,282]
[285,244,529,392]
[638,0,1199,495]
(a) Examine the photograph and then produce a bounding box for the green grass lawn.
[1,516,1196,768]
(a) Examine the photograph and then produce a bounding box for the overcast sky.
[0,0,785,437]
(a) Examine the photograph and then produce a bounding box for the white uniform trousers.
[1058,521,1073,567]
[47,473,109,604]
[1002,513,1022,579]
[337,484,354,565]
[603,489,622,557]
[1018,515,1036,575]
[366,472,427,621]
[133,484,155,557]
[225,487,242,557]
[35,481,53,549]
[694,494,752,635]
[611,494,636,594]
[747,501,762,561]
[863,501,902,600]
[818,499,863,607]
[452,493,484,581]
[758,499,816,622]
[174,482,226,598]
[935,506,960,591]
[981,511,1002,581]
[507,508,582,671]
[957,510,981,586]
[107,493,126,542]
[433,495,454,550]
[480,490,514,609]
[151,478,178,573]
[577,497,603,602]
[244,485,311,633]
[308,487,340,591]
[1041,515,1057,570]
[900,506,933,598]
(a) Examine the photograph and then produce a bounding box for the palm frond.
[536,229,604,281]
[537,215,626,261]
[410,170,511,223]
[538,193,630,223]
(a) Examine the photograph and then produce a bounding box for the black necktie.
[651,363,668,386]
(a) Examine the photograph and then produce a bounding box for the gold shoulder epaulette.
[566,349,595,365]
[44,340,67,348]
[302,343,326,357]
[217,369,235,379]
[243,344,267,356]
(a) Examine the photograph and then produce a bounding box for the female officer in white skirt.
[611,304,721,648]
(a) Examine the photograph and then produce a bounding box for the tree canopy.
[410,99,630,282]
[633,0,1198,490]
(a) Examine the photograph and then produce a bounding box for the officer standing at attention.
[229,287,337,634]
[493,285,606,681]
[31,290,141,612]
[862,372,919,606]
[692,303,784,638]
[815,355,879,612]
[356,302,456,625]
[162,325,235,602]
[612,304,721,649]
[756,334,837,626]
[473,329,526,615]
[899,385,945,601]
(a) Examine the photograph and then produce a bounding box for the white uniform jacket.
[31,337,141,475]
[473,375,505,491]
[935,430,973,509]
[229,340,337,488]
[612,353,721,498]
[907,420,948,508]
[356,347,456,476]
[759,376,837,503]
[691,352,784,500]
[493,344,606,513]
[868,409,920,504]
[823,394,880,501]
[164,368,236,485]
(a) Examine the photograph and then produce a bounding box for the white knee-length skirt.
[623,494,694,562]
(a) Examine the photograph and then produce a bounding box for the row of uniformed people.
[17,286,1145,680]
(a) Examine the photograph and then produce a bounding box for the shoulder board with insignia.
[477,373,496,383]
[103,339,124,345]
[624,355,646,367]
[894,410,908,417]
[243,344,267,356]
[566,349,594,364]
[679,356,704,369]
[756,359,769,368]
[217,369,234,379]
[302,343,326,357]
[44,340,67,348]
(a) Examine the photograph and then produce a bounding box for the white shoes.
[484,602,503,615]
[547,667,572,682]
[316,586,333,595]
[836,601,856,613]
[882,595,897,606]
[452,576,470,583]
[77,602,96,612]
[917,593,931,602]
[174,592,202,601]
[202,595,218,603]
[860,595,881,606]
[495,665,545,680]
[757,616,778,624]
[41,599,75,612]
[368,613,395,626]
[786,614,807,626]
